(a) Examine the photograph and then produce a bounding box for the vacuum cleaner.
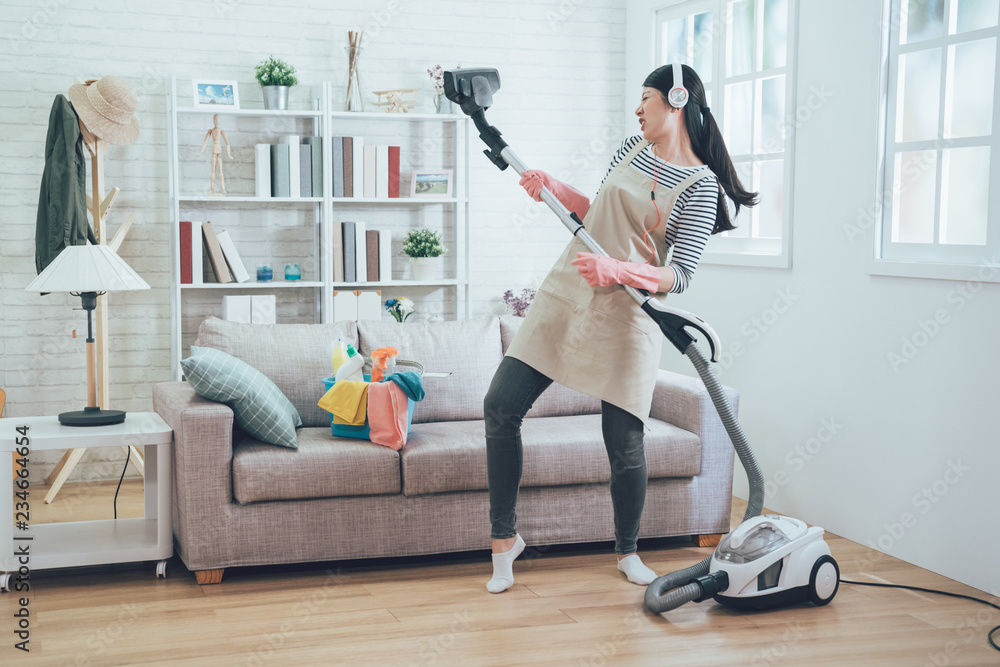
[445,67,839,614]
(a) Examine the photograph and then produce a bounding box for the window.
[876,0,1000,273]
[652,0,798,267]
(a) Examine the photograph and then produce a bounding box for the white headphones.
[667,62,689,109]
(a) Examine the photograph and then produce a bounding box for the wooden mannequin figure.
[195,114,233,195]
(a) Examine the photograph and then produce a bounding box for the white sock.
[617,554,657,585]
[486,534,525,594]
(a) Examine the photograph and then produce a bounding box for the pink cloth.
[367,381,410,450]
[570,252,662,292]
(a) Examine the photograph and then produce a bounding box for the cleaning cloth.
[367,381,410,450]
[317,380,369,426]
[388,371,425,402]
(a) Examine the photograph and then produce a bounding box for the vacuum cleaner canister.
[710,515,840,611]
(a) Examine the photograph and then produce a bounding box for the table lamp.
[24,244,150,426]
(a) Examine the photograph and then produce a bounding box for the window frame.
[870,0,1000,283]
[627,0,800,269]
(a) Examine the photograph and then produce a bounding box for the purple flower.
[503,287,536,317]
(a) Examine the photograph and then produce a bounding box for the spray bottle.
[335,344,366,383]
[330,338,349,376]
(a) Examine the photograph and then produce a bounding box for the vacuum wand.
[498,145,650,310]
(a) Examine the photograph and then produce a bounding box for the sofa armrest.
[650,368,739,494]
[650,368,739,436]
[153,382,237,568]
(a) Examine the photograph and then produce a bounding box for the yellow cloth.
[317,380,369,426]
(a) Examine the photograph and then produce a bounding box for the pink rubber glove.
[518,170,591,219]
[570,252,662,292]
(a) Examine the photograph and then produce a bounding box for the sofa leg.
[692,534,723,548]
[194,569,225,585]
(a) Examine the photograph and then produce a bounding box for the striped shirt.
[600,135,719,294]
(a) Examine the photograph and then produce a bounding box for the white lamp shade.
[25,244,150,293]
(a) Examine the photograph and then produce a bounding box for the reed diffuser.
[344,30,364,111]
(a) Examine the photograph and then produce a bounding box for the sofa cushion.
[499,315,602,418]
[193,317,358,428]
[399,415,701,497]
[232,427,401,503]
[181,346,302,449]
[356,316,503,423]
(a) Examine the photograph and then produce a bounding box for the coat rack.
[43,79,143,504]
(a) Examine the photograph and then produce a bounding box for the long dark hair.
[643,64,758,234]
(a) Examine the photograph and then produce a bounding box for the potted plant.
[402,228,446,281]
[254,56,299,110]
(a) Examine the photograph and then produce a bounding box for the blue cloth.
[388,371,425,402]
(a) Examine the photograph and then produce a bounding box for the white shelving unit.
[166,77,470,380]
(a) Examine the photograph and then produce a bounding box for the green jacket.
[35,94,96,274]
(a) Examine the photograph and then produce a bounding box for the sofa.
[151,315,738,584]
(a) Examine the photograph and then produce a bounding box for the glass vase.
[343,45,364,112]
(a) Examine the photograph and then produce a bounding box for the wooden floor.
[5,480,998,666]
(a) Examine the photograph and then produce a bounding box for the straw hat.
[67,76,140,145]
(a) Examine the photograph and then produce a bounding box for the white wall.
[0,0,626,480]
[629,0,999,595]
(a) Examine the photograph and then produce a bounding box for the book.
[366,229,379,281]
[363,145,376,198]
[332,290,357,323]
[282,136,301,199]
[191,220,204,285]
[251,295,276,324]
[342,221,356,283]
[179,220,192,284]
[332,136,344,198]
[378,229,392,281]
[216,230,251,283]
[222,295,252,323]
[388,146,400,198]
[332,221,345,282]
[357,290,382,321]
[376,145,389,198]
[202,222,234,283]
[343,137,354,197]
[355,221,367,284]
[270,144,290,197]
[352,136,364,198]
[299,144,312,197]
[254,144,272,197]
[303,136,323,196]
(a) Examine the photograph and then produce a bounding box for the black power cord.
[841,579,1000,652]
[113,447,130,520]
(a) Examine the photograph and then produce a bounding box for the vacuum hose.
[644,342,766,613]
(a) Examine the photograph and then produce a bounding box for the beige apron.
[505,139,715,425]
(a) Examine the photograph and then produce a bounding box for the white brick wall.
[1,0,626,481]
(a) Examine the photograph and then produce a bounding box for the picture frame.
[192,80,240,110]
[410,169,453,198]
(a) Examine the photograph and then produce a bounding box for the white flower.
[398,297,414,314]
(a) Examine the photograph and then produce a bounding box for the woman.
[483,64,757,593]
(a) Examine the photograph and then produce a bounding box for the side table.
[0,412,173,590]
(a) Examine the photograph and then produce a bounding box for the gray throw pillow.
[181,346,302,449]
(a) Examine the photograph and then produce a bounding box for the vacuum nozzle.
[444,68,501,115]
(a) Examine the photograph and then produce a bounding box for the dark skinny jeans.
[484,356,647,555]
